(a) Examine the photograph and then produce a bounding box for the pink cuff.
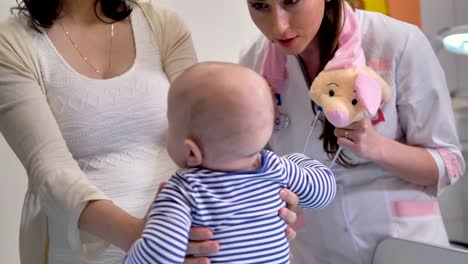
[391,201,440,218]
[436,148,462,179]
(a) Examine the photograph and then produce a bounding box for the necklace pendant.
[58,21,114,76]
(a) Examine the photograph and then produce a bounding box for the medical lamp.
[440,25,468,56]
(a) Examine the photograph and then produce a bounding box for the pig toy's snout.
[325,109,350,128]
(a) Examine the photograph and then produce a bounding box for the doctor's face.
[247,0,325,55]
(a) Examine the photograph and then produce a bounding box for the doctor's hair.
[314,0,357,167]
[12,0,132,31]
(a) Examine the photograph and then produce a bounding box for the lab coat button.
[344,227,349,232]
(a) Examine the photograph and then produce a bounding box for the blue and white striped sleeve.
[280,153,336,209]
[124,177,193,264]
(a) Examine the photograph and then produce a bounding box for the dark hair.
[313,0,356,167]
[12,0,132,30]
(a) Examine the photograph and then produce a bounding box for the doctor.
[240,0,465,263]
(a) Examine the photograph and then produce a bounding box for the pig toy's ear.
[355,72,381,116]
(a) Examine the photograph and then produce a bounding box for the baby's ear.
[184,139,203,167]
[354,72,381,115]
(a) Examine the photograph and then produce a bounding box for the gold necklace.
[57,22,114,74]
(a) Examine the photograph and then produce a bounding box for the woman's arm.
[336,25,464,189]
[336,120,439,186]
[79,201,145,251]
[0,25,116,257]
[375,136,439,186]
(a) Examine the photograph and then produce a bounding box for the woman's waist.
[77,145,176,173]
[79,149,177,212]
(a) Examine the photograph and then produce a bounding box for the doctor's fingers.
[334,128,356,141]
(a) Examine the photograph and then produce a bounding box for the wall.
[387,0,422,28]
[157,0,260,62]
[357,0,422,28]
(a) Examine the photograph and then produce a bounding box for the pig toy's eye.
[352,99,358,105]
[327,83,339,97]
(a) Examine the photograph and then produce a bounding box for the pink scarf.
[260,3,365,92]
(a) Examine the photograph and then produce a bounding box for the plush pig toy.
[309,66,392,128]
[309,3,392,128]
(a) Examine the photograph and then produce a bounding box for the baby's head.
[167,62,274,171]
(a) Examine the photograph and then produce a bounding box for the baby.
[125,62,336,264]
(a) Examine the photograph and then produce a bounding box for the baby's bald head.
[167,62,274,168]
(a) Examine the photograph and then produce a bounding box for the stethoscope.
[273,56,342,168]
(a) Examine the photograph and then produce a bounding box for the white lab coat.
[240,10,465,264]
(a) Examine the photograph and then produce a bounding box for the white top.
[125,150,336,264]
[33,6,177,264]
[240,9,465,264]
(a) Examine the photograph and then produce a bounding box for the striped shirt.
[125,150,336,263]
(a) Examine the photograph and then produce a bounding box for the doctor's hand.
[334,118,386,161]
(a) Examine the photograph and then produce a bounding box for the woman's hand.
[279,189,299,241]
[184,228,220,264]
[334,118,385,161]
